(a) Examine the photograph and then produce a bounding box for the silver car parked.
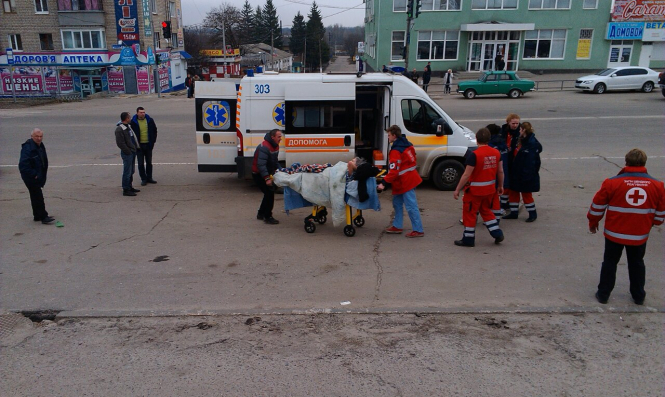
[575,67,660,94]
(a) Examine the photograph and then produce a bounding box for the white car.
[575,67,659,94]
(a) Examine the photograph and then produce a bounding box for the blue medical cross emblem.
[205,102,230,129]
[273,102,285,127]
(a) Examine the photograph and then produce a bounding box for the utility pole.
[271,30,274,71]
[304,40,306,73]
[403,0,420,71]
[147,0,160,97]
[319,35,322,73]
[222,18,227,75]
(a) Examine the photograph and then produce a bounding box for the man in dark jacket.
[130,107,158,186]
[19,128,54,224]
[499,113,521,209]
[115,112,141,197]
[422,62,432,92]
[252,129,283,224]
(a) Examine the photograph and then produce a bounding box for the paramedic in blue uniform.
[252,129,283,224]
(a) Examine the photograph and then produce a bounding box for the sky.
[183,0,366,28]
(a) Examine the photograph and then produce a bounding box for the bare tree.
[204,3,242,49]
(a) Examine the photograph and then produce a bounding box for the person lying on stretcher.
[346,157,381,203]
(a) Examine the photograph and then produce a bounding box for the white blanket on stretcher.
[273,162,348,227]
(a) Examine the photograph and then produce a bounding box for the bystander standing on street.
[422,62,431,92]
[18,128,54,224]
[115,112,140,197]
[130,107,158,186]
[503,122,542,222]
[443,69,453,94]
[499,113,521,209]
[252,129,283,225]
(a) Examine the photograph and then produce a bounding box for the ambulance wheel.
[344,225,356,237]
[353,216,365,227]
[432,159,464,191]
[317,214,327,224]
[304,221,316,233]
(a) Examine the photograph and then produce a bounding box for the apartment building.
[363,0,665,73]
[0,0,190,96]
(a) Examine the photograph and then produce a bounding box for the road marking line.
[456,115,665,122]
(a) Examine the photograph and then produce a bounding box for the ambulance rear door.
[284,82,356,167]
[196,81,239,172]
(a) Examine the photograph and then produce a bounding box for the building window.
[366,0,374,17]
[576,29,593,59]
[417,30,458,60]
[40,33,54,50]
[57,0,103,11]
[472,0,518,9]
[154,32,161,49]
[171,33,178,46]
[35,0,48,12]
[61,29,105,49]
[151,0,156,13]
[394,0,407,12]
[583,0,597,9]
[8,34,22,51]
[169,1,175,17]
[528,0,570,9]
[422,0,461,11]
[524,29,566,59]
[391,31,405,61]
[3,0,16,12]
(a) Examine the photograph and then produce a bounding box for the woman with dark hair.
[503,122,542,222]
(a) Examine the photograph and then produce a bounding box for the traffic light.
[161,21,171,39]
[415,0,422,17]
[406,0,414,18]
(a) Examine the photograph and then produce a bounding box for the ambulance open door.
[196,81,239,172]
[284,83,356,167]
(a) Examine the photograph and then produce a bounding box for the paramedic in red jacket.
[377,125,424,238]
[588,148,665,305]
[453,128,505,247]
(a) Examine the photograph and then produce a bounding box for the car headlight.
[582,80,594,84]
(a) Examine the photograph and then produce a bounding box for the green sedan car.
[457,71,535,99]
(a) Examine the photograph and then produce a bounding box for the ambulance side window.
[286,100,354,134]
[401,99,440,134]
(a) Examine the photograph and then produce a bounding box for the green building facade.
[363,0,665,73]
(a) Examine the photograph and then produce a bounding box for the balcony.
[57,0,105,26]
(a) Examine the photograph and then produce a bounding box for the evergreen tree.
[262,0,283,48]
[305,2,329,70]
[238,0,255,48]
[290,12,306,57]
[254,5,266,44]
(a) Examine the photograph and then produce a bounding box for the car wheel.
[464,89,476,99]
[432,159,464,191]
[642,81,654,93]
[508,89,521,98]
[593,83,606,94]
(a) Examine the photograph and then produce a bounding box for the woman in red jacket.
[378,125,424,238]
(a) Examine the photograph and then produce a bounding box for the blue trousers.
[392,188,423,232]
[121,151,136,190]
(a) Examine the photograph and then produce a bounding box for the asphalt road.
[1,68,663,395]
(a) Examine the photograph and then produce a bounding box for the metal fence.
[533,80,578,91]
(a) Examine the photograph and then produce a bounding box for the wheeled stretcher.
[282,173,384,237]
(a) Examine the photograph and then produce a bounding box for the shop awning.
[179,51,193,59]
[460,22,535,32]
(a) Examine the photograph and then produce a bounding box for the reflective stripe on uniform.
[591,203,608,210]
[655,217,664,222]
[469,180,494,186]
[656,210,665,216]
[604,229,650,241]
[588,210,605,216]
[607,206,656,214]
[398,165,417,175]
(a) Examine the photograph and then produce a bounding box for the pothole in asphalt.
[19,310,61,323]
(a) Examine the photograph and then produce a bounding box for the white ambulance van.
[195,71,477,190]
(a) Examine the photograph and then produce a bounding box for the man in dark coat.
[19,128,54,224]
[252,129,283,224]
[130,107,158,186]
[422,62,432,92]
[115,112,141,197]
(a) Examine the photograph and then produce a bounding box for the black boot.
[526,209,537,223]
[502,211,518,219]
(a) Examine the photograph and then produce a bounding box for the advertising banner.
[108,66,125,93]
[2,66,44,93]
[612,0,665,22]
[606,22,645,40]
[142,0,152,36]
[576,39,592,59]
[115,0,140,45]
[44,66,58,92]
[136,65,150,94]
[158,62,170,90]
[643,21,665,40]
[59,69,74,92]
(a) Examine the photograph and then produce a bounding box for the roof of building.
[240,43,292,67]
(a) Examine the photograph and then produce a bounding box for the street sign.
[6,48,14,64]
[112,44,123,49]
